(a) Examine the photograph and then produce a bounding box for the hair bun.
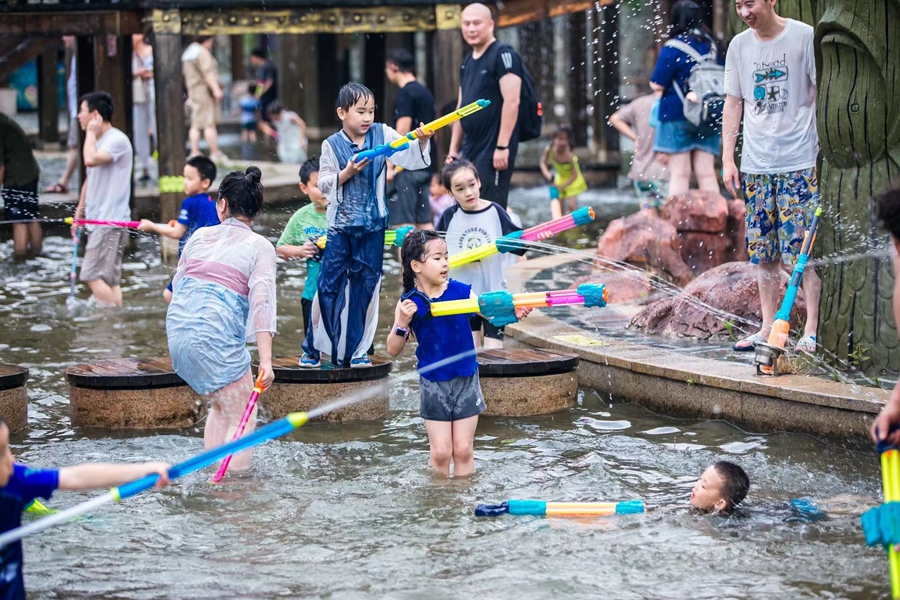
[244,166,262,187]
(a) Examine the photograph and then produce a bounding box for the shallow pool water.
[0,188,888,599]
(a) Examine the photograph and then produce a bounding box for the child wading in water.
[167,166,277,472]
[387,230,531,476]
[540,125,588,219]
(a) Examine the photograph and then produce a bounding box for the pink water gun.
[211,372,267,483]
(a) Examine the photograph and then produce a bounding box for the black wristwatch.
[394,325,410,339]
[496,144,509,150]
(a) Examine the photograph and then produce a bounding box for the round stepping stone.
[478,348,579,416]
[66,357,204,429]
[0,365,29,432]
[259,356,392,422]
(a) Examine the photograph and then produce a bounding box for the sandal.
[796,335,817,354]
[44,182,68,194]
[732,332,766,352]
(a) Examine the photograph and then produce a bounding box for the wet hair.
[876,185,900,241]
[218,166,264,219]
[299,156,320,186]
[267,101,284,116]
[441,158,480,191]
[713,461,750,509]
[337,82,375,112]
[79,91,115,122]
[186,155,217,185]
[669,1,724,55]
[553,124,574,148]
[401,229,444,293]
[386,48,416,74]
[251,48,267,60]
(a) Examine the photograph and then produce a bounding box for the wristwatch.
[496,144,509,150]
[394,325,410,339]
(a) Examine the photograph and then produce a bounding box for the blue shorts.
[653,119,721,156]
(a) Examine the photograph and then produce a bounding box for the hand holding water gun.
[317,226,414,251]
[352,100,490,163]
[429,283,609,327]
[448,207,595,269]
[862,425,900,599]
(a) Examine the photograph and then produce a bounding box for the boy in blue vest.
[301,83,433,368]
[0,417,170,599]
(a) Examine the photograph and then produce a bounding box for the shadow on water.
[0,188,890,598]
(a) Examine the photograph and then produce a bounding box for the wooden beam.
[496,0,612,28]
[152,29,187,233]
[0,12,141,37]
[37,46,61,146]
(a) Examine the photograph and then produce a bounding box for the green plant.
[722,320,736,342]
[848,342,870,369]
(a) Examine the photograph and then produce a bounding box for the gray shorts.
[80,228,128,287]
[388,168,433,226]
[67,117,80,149]
[419,371,486,422]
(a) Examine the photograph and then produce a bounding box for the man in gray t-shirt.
[73,92,134,307]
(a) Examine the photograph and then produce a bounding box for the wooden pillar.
[592,2,620,159]
[95,35,132,136]
[231,35,246,81]
[75,36,95,185]
[318,34,345,129]
[382,32,409,125]
[567,12,588,147]
[277,34,319,139]
[430,5,463,162]
[151,12,187,229]
[37,46,60,147]
[520,19,555,129]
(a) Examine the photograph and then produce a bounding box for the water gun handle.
[877,425,900,455]
[354,140,409,163]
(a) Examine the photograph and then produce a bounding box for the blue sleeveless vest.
[326,125,387,233]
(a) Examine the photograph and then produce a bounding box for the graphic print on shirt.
[456,226,491,252]
[752,54,789,115]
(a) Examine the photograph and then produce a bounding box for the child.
[539,125,588,219]
[690,460,750,513]
[262,101,309,165]
[428,172,454,228]
[300,82,433,369]
[609,94,670,213]
[436,159,528,350]
[238,83,262,144]
[0,417,170,599]
[386,230,531,476]
[276,157,327,335]
[138,155,219,303]
[167,166,277,472]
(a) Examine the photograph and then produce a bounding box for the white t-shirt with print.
[84,127,134,229]
[724,19,819,174]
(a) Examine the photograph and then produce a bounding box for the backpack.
[663,37,725,135]
[496,43,543,142]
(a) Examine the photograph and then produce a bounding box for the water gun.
[211,372,266,483]
[64,217,142,228]
[429,283,608,327]
[754,207,822,376]
[316,225,414,250]
[448,207,595,269]
[476,499,644,517]
[862,426,900,599]
[353,99,490,163]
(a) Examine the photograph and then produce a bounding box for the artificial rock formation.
[596,210,694,286]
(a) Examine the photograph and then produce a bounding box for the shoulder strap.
[664,39,704,64]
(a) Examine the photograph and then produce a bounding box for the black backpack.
[496,43,543,142]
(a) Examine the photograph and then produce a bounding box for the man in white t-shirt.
[73,92,134,307]
[722,0,821,354]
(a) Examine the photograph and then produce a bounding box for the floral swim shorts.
[742,167,819,265]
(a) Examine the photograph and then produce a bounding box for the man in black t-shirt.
[250,49,278,124]
[385,48,436,229]
[447,2,524,210]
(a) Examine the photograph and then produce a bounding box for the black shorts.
[388,168,432,226]
[241,122,258,131]
[301,297,313,337]
[419,372,486,422]
[470,315,504,340]
[2,180,40,220]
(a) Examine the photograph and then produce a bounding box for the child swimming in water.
[690,460,750,513]
[167,166,277,473]
[386,230,532,476]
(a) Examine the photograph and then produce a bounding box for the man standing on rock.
[446,2,523,210]
[722,0,821,353]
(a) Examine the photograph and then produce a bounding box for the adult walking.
[182,36,225,161]
[723,0,821,354]
[73,92,134,307]
[0,113,42,257]
[446,2,524,210]
[132,33,157,183]
[385,48,436,229]
[249,48,278,124]
[649,0,724,197]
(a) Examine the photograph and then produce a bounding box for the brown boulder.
[629,261,806,340]
[596,211,693,286]
[661,190,728,233]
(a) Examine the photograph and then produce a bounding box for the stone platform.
[504,254,890,442]
[259,356,392,422]
[0,365,29,432]
[66,358,205,429]
[478,349,579,416]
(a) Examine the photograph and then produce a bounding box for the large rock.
[629,261,807,340]
[661,190,728,233]
[596,211,694,286]
[573,269,654,305]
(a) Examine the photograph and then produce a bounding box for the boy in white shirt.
[723,0,821,354]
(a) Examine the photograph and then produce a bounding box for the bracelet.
[496,145,509,151]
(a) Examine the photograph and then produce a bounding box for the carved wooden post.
[815,0,900,371]
[37,45,60,148]
[430,4,462,163]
